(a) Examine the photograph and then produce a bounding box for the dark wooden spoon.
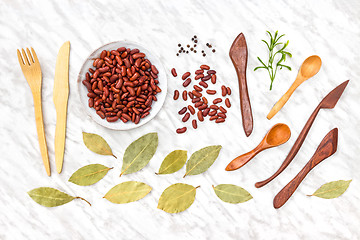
[255,80,349,188]
[273,128,338,209]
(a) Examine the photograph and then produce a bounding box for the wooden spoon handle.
[267,80,301,120]
[225,145,262,171]
[273,128,338,209]
[255,106,321,188]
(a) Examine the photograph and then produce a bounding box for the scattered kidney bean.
[213,98,222,104]
[200,64,210,70]
[176,127,187,134]
[199,81,208,88]
[192,98,200,103]
[192,119,197,129]
[183,78,191,87]
[221,85,227,96]
[195,74,204,80]
[208,110,217,116]
[195,69,204,74]
[188,105,195,114]
[207,70,216,74]
[182,112,190,122]
[188,91,194,99]
[202,97,208,105]
[225,98,231,108]
[216,118,225,123]
[210,105,219,110]
[209,115,218,121]
[198,104,208,110]
[194,85,202,92]
[218,112,226,118]
[171,68,177,77]
[182,90,188,101]
[197,110,204,121]
[202,75,211,81]
[219,106,227,113]
[178,107,187,115]
[182,72,191,80]
[226,87,231,95]
[211,75,216,84]
[194,101,203,108]
[206,90,216,95]
[192,90,202,98]
[173,90,179,100]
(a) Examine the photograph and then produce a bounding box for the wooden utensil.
[53,41,70,174]
[17,48,51,176]
[225,123,291,171]
[229,33,254,137]
[267,55,322,120]
[255,80,349,188]
[273,128,338,209]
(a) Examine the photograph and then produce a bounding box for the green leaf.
[157,183,199,213]
[308,180,352,199]
[82,132,116,158]
[254,66,267,71]
[156,150,187,175]
[28,187,91,207]
[184,145,222,177]
[212,184,253,204]
[257,57,267,68]
[69,164,113,186]
[278,64,292,71]
[120,132,158,176]
[104,181,152,204]
[261,39,270,50]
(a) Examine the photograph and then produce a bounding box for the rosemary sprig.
[254,31,292,90]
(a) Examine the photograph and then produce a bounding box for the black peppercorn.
[212,49,216,53]
[187,45,190,48]
[194,50,197,53]
[194,35,197,38]
[194,44,197,47]
[186,51,189,53]
[201,50,204,53]
[178,50,181,53]
[178,44,181,47]
[176,53,179,56]
[203,54,206,57]
[190,48,194,51]
[194,40,198,43]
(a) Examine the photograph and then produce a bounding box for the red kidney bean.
[202,75,211,81]
[96,110,105,119]
[192,98,200,103]
[193,85,202,92]
[182,90,188,101]
[207,70,216,74]
[182,72,191,80]
[188,91,194,99]
[211,74,217,84]
[202,97,208,105]
[178,107,187,115]
[208,110,217,116]
[192,119,197,129]
[218,112,226,118]
[192,90,202,98]
[225,98,231,108]
[219,106,227,113]
[226,87,231,95]
[88,98,94,107]
[221,85,227,96]
[107,116,119,122]
[176,127,187,134]
[198,104,208,110]
[195,69,204,74]
[197,110,204,122]
[183,78,191,87]
[200,64,210,70]
[203,108,210,117]
[210,115,218,121]
[132,53,145,59]
[213,98,222,104]
[171,68,177,77]
[195,74,204,80]
[151,65,158,75]
[182,113,190,122]
[194,101,203,108]
[82,80,92,90]
[173,90,179,100]
[206,90,216,95]
[199,81,208,88]
[216,118,225,123]
[188,105,195,115]
[100,50,107,59]
[210,105,219,110]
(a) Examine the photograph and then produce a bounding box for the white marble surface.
[1,0,359,239]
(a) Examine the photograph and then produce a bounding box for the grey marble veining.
[0,0,359,239]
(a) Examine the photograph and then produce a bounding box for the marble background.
[0,0,359,239]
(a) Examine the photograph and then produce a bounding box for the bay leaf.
[308,180,352,199]
[184,145,222,177]
[28,187,91,207]
[120,132,158,176]
[157,183,199,213]
[82,132,116,158]
[212,184,253,204]
[69,164,113,186]
[156,150,187,175]
[103,181,152,204]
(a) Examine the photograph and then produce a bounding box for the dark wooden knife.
[273,128,338,209]
[255,80,349,188]
[229,33,253,137]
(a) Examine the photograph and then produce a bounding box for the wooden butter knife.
[255,80,349,188]
[273,128,338,209]
[53,41,70,174]
[229,33,253,137]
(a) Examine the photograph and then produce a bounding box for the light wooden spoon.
[225,123,291,171]
[267,55,322,120]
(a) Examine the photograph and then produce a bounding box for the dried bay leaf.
[212,184,253,204]
[308,180,352,199]
[157,183,199,213]
[120,132,158,176]
[28,187,91,207]
[69,164,113,186]
[104,181,152,204]
[156,150,187,175]
[82,132,116,158]
[184,145,222,177]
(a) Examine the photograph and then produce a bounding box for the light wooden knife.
[53,41,70,174]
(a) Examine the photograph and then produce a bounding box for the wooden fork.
[17,48,51,176]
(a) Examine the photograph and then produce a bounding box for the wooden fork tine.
[31,47,39,63]
[26,48,34,63]
[21,48,30,65]
[17,49,24,65]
